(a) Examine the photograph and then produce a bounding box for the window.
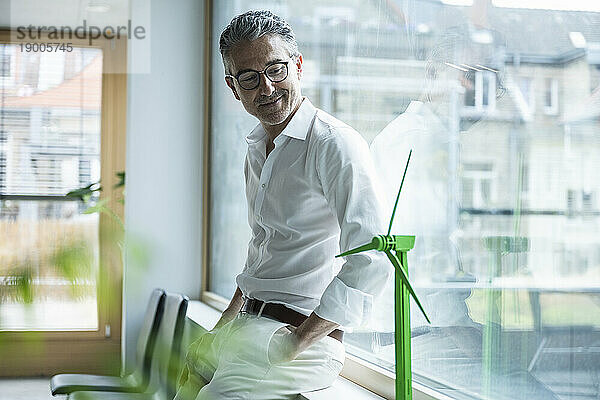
[0,29,126,376]
[0,45,16,87]
[519,77,535,113]
[206,2,600,399]
[544,77,559,114]
[0,152,5,193]
[461,162,495,209]
[568,189,597,219]
[0,51,9,77]
[464,70,497,111]
[0,45,102,330]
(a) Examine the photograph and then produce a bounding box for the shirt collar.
[245,123,267,145]
[278,97,316,141]
[245,97,316,144]
[405,100,424,114]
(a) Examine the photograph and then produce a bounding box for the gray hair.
[219,10,299,73]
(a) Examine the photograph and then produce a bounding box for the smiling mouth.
[258,95,283,107]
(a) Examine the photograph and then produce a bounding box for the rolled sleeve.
[314,126,392,329]
[314,276,374,327]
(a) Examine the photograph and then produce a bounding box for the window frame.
[0,30,127,376]
[199,4,600,400]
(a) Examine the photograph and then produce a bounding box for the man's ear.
[225,77,241,101]
[295,54,303,79]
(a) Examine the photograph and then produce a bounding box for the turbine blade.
[335,241,377,258]
[384,250,430,323]
[387,149,412,236]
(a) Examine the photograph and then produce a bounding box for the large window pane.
[0,200,98,330]
[209,2,600,399]
[0,45,102,331]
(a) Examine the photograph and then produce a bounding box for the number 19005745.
[19,43,73,52]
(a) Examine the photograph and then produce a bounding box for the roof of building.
[387,0,600,64]
[2,53,102,110]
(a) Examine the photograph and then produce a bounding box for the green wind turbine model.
[336,150,430,400]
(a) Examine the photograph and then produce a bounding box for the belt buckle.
[240,297,251,315]
[240,298,266,318]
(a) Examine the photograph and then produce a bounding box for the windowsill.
[185,301,449,400]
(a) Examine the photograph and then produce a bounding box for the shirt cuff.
[313,276,373,329]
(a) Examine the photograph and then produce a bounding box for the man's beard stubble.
[255,89,292,125]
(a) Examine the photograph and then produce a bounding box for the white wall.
[123,0,205,371]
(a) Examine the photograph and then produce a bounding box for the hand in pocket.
[185,329,218,365]
[267,325,300,365]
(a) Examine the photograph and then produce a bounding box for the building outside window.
[206,1,600,399]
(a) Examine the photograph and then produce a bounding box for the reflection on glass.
[0,45,102,331]
[209,2,600,399]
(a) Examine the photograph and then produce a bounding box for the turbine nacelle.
[336,235,416,258]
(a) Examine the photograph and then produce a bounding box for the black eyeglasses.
[226,61,289,90]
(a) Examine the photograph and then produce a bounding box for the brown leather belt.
[240,298,344,343]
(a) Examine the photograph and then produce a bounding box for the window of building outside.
[464,70,496,111]
[207,1,600,399]
[544,77,559,114]
[1,52,10,77]
[0,45,102,330]
[518,77,534,113]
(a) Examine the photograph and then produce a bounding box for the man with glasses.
[176,10,388,400]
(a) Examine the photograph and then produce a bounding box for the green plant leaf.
[114,171,125,188]
[51,242,94,299]
[66,182,101,202]
[82,198,109,215]
[4,266,35,304]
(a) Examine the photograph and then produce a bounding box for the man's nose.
[257,73,275,96]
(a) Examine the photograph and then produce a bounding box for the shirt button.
[261,183,266,188]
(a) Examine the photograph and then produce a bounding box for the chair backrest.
[145,292,188,400]
[133,288,166,388]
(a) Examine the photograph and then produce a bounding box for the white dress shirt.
[236,98,390,329]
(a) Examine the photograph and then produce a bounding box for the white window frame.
[476,70,496,111]
[464,70,497,112]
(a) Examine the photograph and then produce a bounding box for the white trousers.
[175,313,345,400]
